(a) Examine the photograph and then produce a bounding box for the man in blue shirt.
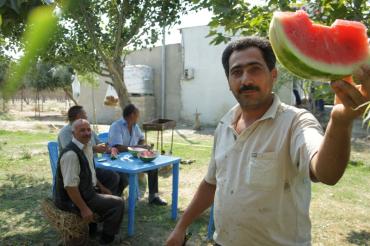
[108,104,167,206]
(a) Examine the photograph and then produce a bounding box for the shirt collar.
[121,117,137,127]
[259,94,281,121]
[121,117,128,126]
[72,137,92,150]
[230,94,282,125]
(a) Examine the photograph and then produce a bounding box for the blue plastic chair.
[207,204,215,240]
[47,141,59,194]
[98,132,109,143]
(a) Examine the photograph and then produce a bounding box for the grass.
[0,129,369,245]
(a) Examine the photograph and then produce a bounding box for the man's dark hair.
[67,105,84,122]
[123,104,138,118]
[221,36,276,78]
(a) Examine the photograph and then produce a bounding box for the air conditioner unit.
[184,68,194,80]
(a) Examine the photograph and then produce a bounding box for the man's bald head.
[72,119,91,144]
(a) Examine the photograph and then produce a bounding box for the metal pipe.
[161,26,166,118]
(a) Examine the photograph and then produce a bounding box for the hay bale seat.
[41,198,89,246]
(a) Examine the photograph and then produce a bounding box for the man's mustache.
[239,85,259,93]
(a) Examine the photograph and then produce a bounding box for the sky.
[161,8,214,45]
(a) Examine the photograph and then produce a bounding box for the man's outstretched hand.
[330,64,370,125]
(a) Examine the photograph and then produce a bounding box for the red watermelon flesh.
[282,11,368,65]
[269,10,370,81]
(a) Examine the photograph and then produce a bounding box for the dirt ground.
[0,99,218,139]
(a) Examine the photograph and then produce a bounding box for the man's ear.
[271,68,278,83]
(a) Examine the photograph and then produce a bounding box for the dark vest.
[53,141,96,212]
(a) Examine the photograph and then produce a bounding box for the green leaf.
[2,5,58,97]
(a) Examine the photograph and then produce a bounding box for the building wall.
[79,44,182,125]
[126,44,182,121]
[180,26,294,125]
[180,26,237,125]
[79,26,293,126]
[79,81,155,125]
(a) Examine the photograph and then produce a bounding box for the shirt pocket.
[246,152,279,191]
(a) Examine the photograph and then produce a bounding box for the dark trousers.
[87,193,124,236]
[117,173,129,197]
[116,169,159,197]
[96,168,120,195]
[147,169,158,195]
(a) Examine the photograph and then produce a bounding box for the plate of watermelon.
[138,150,158,163]
[128,147,147,158]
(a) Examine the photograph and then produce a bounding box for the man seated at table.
[54,119,124,244]
[108,104,167,206]
[58,105,127,196]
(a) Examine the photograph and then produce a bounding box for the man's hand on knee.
[80,207,94,223]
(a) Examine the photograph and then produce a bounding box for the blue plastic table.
[94,152,181,236]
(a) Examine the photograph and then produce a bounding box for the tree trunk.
[2,98,8,112]
[37,90,41,118]
[63,88,79,105]
[112,73,131,110]
[34,90,37,117]
[106,58,131,110]
[21,88,24,111]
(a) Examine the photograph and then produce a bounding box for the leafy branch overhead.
[195,0,369,45]
[1,0,194,110]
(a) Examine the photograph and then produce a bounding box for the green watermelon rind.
[269,12,369,81]
[269,24,347,81]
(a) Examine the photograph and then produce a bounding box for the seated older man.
[54,119,124,244]
[58,105,126,196]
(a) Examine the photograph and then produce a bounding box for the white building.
[79,25,294,126]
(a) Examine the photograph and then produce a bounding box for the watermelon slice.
[269,10,370,81]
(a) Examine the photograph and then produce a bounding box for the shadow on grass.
[346,230,370,245]
[124,201,211,246]
[0,173,211,245]
[352,141,369,153]
[0,174,58,244]
[175,130,200,145]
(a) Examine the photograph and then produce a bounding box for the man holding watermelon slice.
[167,36,370,246]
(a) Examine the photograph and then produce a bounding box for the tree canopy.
[43,0,193,109]
[1,0,194,109]
[197,0,370,44]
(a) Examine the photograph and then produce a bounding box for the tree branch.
[78,3,109,67]
[113,3,125,58]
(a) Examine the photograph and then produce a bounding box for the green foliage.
[199,0,370,44]
[0,0,46,38]
[1,0,195,109]
[24,61,53,91]
[77,72,99,87]
[0,56,11,86]
[2,5,58,97]
[50,64,74,89]
[349,160,365,167]
[45,0,192,73]
[311,82,335,104]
